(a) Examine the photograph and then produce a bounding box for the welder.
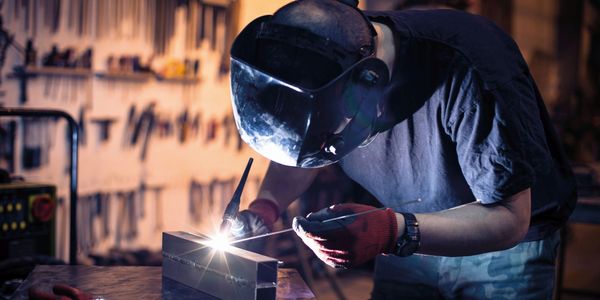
[229,0,577,298]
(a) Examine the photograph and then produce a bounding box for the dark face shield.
[230,16,389,168]
[231,59,313,167]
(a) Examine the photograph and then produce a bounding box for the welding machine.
[0,182,56,260]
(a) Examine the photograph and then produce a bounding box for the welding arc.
[229,207,387,245]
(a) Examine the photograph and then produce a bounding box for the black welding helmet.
[230,3,389,168]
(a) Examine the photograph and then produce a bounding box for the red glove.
[231,198,280,252]
[247,198,280,231]
[292,203,398,268]
[29,284,92,300]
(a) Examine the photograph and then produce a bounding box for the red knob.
[32,195,55,222]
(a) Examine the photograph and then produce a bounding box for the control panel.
[0,183,56,260]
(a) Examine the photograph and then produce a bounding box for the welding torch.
[219,157,254,236]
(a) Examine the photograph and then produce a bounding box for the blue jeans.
[371,231,560,299]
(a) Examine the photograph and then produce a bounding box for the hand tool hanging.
[94,0,102,39]
[0,120,16,173]
[185,0,192,51]
[211,6,225,51]
[191,113,200,138]
[216,6,227,53]
[205,118,218,143]
[32,0,38,38]
[203,4,213,50]
[89,194,97,249]
[100,192,110,239]
[126,190,138,241]
[189,179,204,224]
[125,102,156,160]
[153,0,177,55]
[123,104,137,145]
[23,0,29,34]
[222,114,232,146]
[77,0,84,36]
[196,1,204,48]
[78,107,87,146]
[52,0,60,33]
[151,185,164,231]
[236,128,244,152]
[115,190,137,248]
[115,191,124,248]
[22,118,44,169]
[138,181,147,219]
[57,197,67,259]
[177,108,193,143]
[139,104,156,161]
[68,0,74,31]
[220,0,241,77]
[90,118,117,143]
[77,194,89,253]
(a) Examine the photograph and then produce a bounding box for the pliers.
[28,284,93,300]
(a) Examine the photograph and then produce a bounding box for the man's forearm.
[256,161,319,210]
[396,188,531,256]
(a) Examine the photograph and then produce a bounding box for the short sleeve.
[446,75,551,204]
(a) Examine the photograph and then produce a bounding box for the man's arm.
[256,161,320,213]
[232,161,318,251]
[401,188,531,256]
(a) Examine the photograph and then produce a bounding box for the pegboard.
[0,0,290,262]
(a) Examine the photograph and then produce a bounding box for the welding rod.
[229,207,388,245]
[226,199,421,244]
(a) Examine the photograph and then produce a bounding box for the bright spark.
[182,215,236,286]
[205,233,232,251]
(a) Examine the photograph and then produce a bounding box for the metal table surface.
[10,265,316,300]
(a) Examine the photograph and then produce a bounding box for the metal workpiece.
[162,231,278,300]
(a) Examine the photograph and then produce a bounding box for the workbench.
[10,265,316,300]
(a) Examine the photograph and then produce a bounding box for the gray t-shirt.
[339,9,576,241]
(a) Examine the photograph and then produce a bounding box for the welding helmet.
[230,3,389,168]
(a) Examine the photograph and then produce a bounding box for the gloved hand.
[29,284,93,300]
[293,203,398,268]
[232,198,279,253]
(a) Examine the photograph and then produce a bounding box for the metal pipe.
[0,108,79,265]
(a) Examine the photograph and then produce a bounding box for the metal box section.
[162,231,278,300]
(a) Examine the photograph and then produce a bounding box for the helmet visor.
[231,58,315,167]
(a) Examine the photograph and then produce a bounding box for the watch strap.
[395,212,420,257]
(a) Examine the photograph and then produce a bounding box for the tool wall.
[0,0,289,262]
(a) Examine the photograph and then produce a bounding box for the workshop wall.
[0,0,290,263]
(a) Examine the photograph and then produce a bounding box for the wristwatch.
[395,212,420,257]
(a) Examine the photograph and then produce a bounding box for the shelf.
[9,66,93,78]
[155,75,200,84]
[8,67,200,85]
[95,71,154,81]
